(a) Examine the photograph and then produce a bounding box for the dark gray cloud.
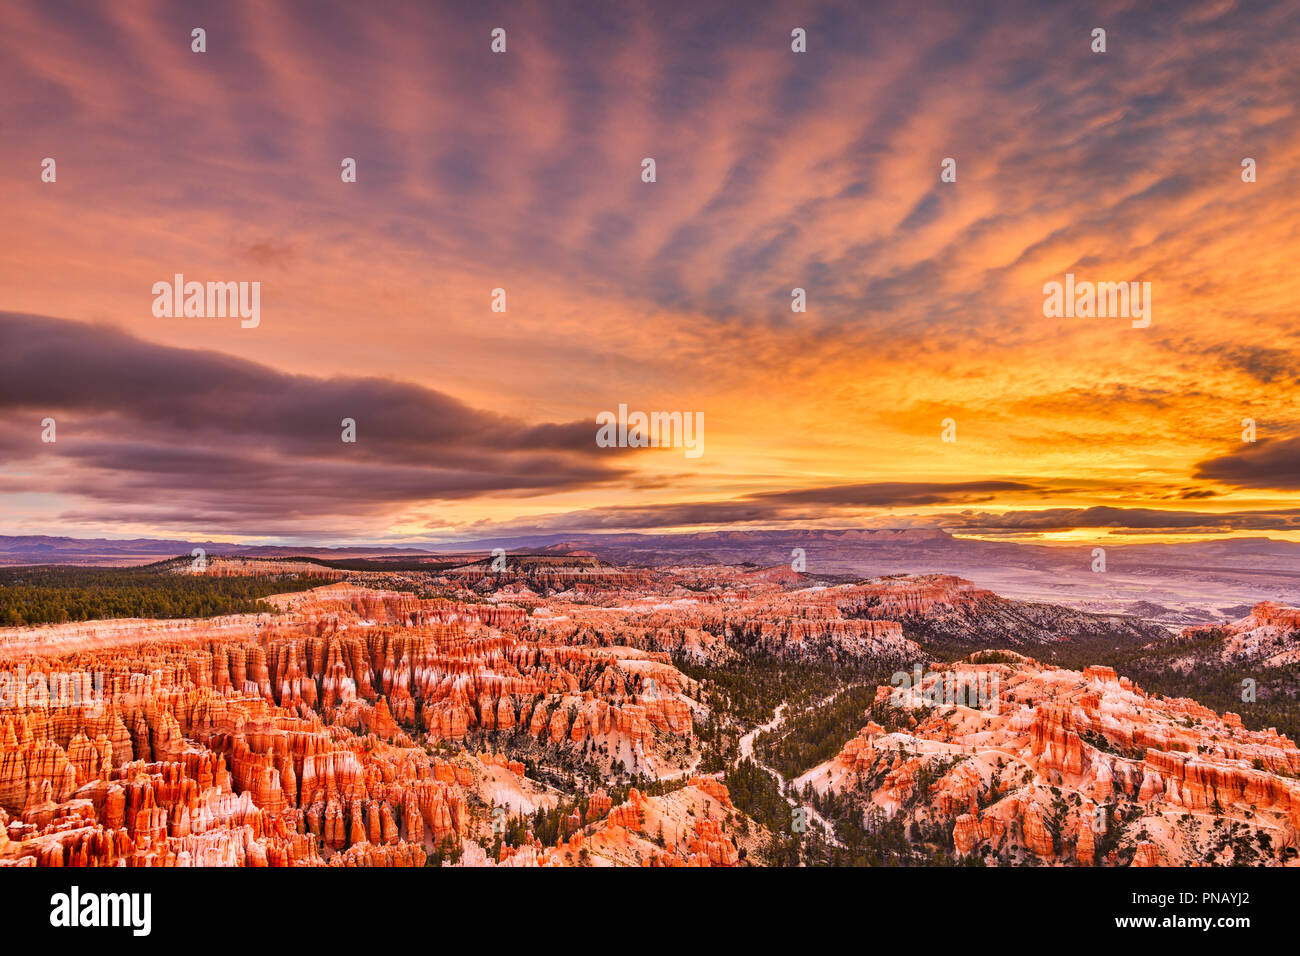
[441,497,1300,542]
[0,312,626,529]
[746,480,1039,508]
[438,480,1056,536]
[1194,437,1300,490]
[942,506,1300,535]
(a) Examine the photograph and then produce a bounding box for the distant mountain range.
[5,529,1300,626]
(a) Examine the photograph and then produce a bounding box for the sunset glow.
[3,0,1298,546]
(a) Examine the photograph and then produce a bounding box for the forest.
[0,562,312,626]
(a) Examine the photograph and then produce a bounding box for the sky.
[2,0,1299,546]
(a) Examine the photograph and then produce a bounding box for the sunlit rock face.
[472,778,744,868]
[439,554,654,596]
[0,581,710,867]
[798,658,1300,866]
[8,563,1289,868]
[511,568,929,664]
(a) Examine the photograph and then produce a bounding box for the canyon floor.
[1,554,1297,867]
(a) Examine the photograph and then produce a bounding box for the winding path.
[738,697,843,848]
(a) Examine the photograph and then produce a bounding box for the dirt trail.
[739,695,843,848]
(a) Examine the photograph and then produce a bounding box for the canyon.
[1,557,1296,867]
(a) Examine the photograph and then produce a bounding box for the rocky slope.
[463,775,748,867]
[438,554,653,596]
[1176,601,1300,668]
[861,574,1170,650]
[515,570,928,664]
[797,659,1300,865]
